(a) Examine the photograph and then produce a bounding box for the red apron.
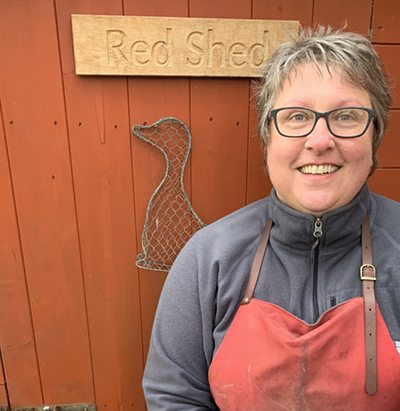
[209,218,400,410]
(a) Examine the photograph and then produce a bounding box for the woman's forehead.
[275,63,371,107]
[282,63,349,88]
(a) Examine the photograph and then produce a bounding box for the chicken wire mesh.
[133,117,206,272]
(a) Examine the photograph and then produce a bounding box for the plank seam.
[123,31,146,374]
[368,0,375,42]
[0,88,45,407]
[371,42,400,46]
[311,0,316,26]
[52,0,97,402]
[0,349,11,410]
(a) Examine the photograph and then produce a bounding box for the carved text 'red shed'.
[72,15,299,77]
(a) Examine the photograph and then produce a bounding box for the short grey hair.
[256,26,392,174]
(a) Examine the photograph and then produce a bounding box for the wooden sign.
[72,15,298,77]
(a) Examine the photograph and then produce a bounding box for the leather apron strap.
[361,213,377,395]
[241,218,272,305]
[240,214,377,395]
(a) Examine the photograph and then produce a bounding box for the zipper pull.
[313,217,323,238]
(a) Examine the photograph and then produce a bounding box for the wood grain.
[375,45,400,109]
[253,0,313,26]
[372,0,400,43]
[378,110,400,167]
[313,0,373,36]
[368,169,400,202]
[0,86,43,407]
[72,15,298,77]
[0,0,93,406]
[56,0,146,410]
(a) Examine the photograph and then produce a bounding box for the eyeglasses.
[270,107,376,138]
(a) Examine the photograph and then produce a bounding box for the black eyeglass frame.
[269,107,376,138]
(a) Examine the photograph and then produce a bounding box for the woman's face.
[266,64,374,216]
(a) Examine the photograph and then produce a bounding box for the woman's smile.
[298,164,340,175]
[266,63,373,216]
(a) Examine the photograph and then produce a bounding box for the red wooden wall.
[0,0,399,409]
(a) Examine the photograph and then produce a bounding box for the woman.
[143,27,400,410]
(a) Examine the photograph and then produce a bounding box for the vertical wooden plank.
[0,361,5,407]
[0,105,42,407]
[0,357,8,407]
[190,77,250,222]
[189,0,252,223]
[0,356,8,409]
[375,46,400,214]
[0,0,93,406]
[372,0,400,43]
[252,0,313,26]
[189,0,250,19]
[55,1,146,410]
[368,169,400,202]
[123,0,190,361]
[0,387,7,409]
[125,0,188,17]
[375,45,400,109]
[313,0,373,35]
[377,110,400,167]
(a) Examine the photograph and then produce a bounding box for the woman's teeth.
[299,165,339,175]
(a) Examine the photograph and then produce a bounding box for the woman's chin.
[284,192,345,216]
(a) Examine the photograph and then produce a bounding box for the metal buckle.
[360,264,376,281]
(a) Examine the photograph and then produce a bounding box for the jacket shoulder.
[370,192,400,245]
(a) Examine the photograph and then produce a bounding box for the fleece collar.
[267,183,373,251]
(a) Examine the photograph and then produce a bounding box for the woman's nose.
[304,117,336,153]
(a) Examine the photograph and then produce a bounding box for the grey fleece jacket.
[143,184,400,410]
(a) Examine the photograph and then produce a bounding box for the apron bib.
[209,217,400,410]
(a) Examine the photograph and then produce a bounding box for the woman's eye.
[333,109,360,122]
[289,113,308,121]
[279,109,314,123]
[338,113,355,121]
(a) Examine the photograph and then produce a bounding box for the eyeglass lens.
[275,108,371,137]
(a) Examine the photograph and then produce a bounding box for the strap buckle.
[360,264,376,281]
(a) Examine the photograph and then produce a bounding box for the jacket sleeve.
[142,238,219,410]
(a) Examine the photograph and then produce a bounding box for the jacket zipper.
[312,218,323,322]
